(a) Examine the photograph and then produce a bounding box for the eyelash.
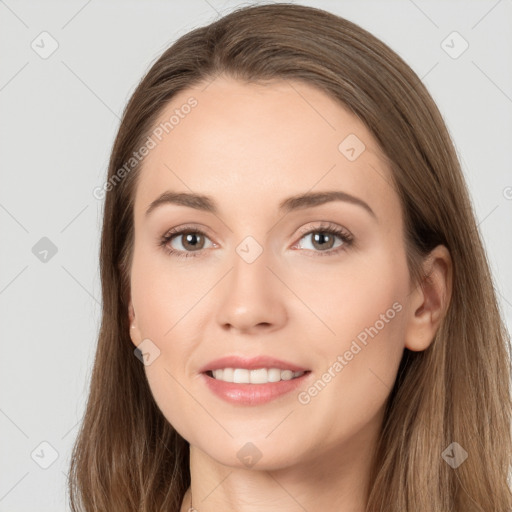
[158,222,354,259]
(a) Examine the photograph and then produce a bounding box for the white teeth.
[233,368,250,383]
[222,368,234,382]
[281,370,293,381]
[210,367,306,384]
[267,368,281,382]
[249,368,268,384]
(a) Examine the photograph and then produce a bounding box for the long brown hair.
[68,3,512,510]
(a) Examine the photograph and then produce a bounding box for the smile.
[206,368,307,384]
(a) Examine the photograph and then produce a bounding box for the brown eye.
[175,231,206,252]
[296,225,353,255]
[309,231,337,251]
[159,228,214,259]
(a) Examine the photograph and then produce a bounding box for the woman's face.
[128,76,417,471]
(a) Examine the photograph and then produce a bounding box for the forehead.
[133,76,398,223]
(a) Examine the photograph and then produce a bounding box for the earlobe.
[404,245,453,352]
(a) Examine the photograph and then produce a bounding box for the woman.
[68,3,512,511]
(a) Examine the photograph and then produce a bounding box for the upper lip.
[199,355,310,373]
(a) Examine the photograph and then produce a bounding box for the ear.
[128,298,143,348]
[404,245,453,352]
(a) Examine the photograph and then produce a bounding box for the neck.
[180,420,381,512]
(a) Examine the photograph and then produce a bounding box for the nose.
[215,245,288,335]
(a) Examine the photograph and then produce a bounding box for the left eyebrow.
[145,190,376,220]
[278,191,376,219]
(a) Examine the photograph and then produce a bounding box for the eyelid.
[294,221,351,238]
[162,223,215,240]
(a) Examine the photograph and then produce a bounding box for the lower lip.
[201,371,311,405]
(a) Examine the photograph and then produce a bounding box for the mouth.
[198,355,312,405]
[204,368,310,384]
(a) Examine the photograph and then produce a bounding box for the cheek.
[290,242,409,408]
[130,241,203,344]
[287,240,409,347]
[290,286,406,451]
[130,248,204,430]
[143,361,208,449]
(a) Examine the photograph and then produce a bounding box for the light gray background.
[1,0,511,510]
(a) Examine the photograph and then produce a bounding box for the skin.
[128,76,452,512]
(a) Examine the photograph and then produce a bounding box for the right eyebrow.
[145,191,217,217]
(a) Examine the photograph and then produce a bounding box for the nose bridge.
[233,236,271,291]
[215,234,287,332]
